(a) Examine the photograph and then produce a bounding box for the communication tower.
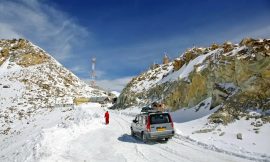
[91,57,96,87]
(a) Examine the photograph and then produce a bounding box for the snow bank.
[0,103,103,162]
[174,116,270,161]
[171,97,219,123]
[36,105,104,162]
[171,98,270,161]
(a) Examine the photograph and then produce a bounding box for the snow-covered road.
[36,104,253,162]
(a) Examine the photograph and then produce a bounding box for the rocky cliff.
[113,38,270,124]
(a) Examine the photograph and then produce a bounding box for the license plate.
[157,128,166,132]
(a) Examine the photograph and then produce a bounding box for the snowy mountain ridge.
[115,38,270,119]
[0,39,107,136]
[122,39,268,95]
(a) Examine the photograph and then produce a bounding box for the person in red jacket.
[104,111,110,125]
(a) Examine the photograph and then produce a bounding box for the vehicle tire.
[141,132,147,143]
[164,138,169,142]
[131,128,135,136]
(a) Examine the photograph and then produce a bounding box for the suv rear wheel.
[141,132,147,143]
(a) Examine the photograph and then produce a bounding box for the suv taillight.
[169,114,174,128]
[146,115,151,132]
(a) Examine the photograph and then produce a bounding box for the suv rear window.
[150,113,171,124]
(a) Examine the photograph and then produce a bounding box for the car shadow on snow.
[118,134,168,145]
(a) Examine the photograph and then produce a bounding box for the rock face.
[0,39,106,135]
[113,38,270,124]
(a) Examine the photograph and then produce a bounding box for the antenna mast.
[91,57,96,87]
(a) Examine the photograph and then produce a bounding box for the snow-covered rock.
[110,91,120,97]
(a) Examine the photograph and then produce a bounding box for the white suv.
[131,110,175,142]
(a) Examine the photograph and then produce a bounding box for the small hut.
[163,53,170,64]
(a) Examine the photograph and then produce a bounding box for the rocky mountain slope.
[114,38,270,125]
[0,39,106,135]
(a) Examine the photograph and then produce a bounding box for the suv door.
[137,115,145,133]
[132,116,139,134]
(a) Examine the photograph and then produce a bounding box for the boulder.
[173,59,185,71]
[210,43,219,50]
[222,41,234,53]
[1,48,9,57]
[237,133,242,140]
[255,121,263,127]
[183,51,197,63]
[219,132,225,136]
[239,37,256,47]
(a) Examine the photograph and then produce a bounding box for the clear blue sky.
[0,0,270,91]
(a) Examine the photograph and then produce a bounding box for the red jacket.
[105,111,109,119]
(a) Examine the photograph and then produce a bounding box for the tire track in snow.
[112,112,150,162]
[173,134,270,162]
[118,110,269,162]
[114,113,191,162]
[152,139,196,162]
[170,137,204,152]
[113,117,125,132]
[113,111,212,162]
[115,112,196,161]
[134,144,150,162]
[148,145,181,162]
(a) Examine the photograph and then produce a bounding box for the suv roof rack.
[140,109,163,114]
[148,109,161,113]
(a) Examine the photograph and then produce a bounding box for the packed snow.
[1,102,269,162]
